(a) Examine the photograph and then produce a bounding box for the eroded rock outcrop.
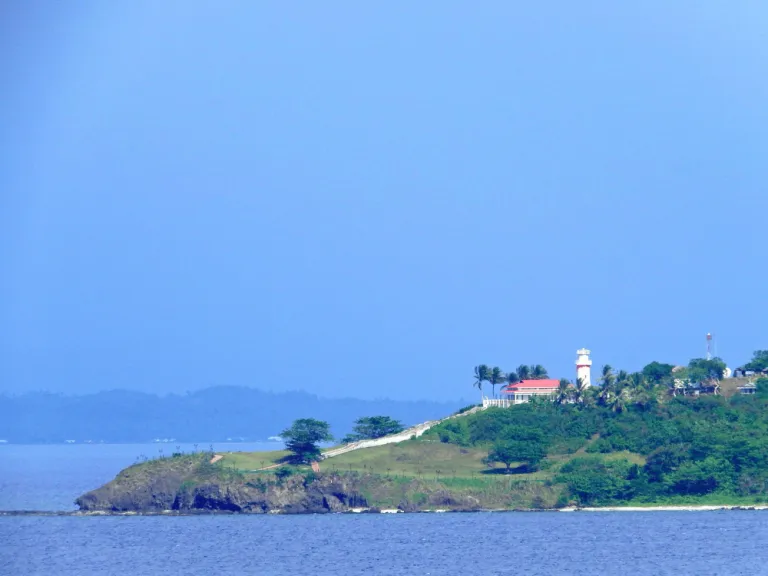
[75,453,554,514]
[76,456,372,514]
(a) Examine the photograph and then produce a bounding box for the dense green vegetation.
[473,363,549,397]
[86,351,768,513]
[341,416,404,443]
[426,377,768,506]
[744,350,768,372]
[487,436,546,472]
[280,418,334,463]
[476,356,757,411]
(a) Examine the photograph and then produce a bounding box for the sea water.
[0,442,280,511]
[3,512,768,575]
[2,444,767,575]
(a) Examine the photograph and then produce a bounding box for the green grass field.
[325,440,489,478]
[220,450,289,471]
[215,438,647,485]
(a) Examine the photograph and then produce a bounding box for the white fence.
[482,398,513,409]
[320,406,483,460]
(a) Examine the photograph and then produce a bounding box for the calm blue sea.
[2,444,768,575]
[0,442,281,511]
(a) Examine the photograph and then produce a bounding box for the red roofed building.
[501,379,560,404]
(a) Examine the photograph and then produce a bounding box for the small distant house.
[502,379,561,404]
[673,378,719,396]
[734,367,768,378]
[481,379,561,408]
[738,382,757,395]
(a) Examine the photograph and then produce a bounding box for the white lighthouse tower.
[576,348,592,387]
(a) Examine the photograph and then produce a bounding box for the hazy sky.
[2,2,767,401]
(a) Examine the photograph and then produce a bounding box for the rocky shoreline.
[54,453,768,517]
[5,505,768,517]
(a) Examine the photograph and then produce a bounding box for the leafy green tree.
[487,439,547,472]
[506,371,520,386]
[473,365,490,396]
[665,457,734,495]
[688,357,727,381]
[343,416,404,442]
[488,366,505,398]
[642,361,675,384]
[644,444,690,482]
[516,365,531,380]
[745,351,768,372]
[633,386,657,411]
[531,365,548,380]
[556,456,634,505]
[280,418,333,463]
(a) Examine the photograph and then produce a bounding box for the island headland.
[76,352,768,514]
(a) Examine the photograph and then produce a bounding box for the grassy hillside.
[719,377,754,397]
[323,442,488,477]
[417,383,768,506]
[215,378,768,508]
[91,377,768,512]
[220,450,290,470]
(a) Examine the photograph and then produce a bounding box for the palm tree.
[629,372,647,392]
[597,385,612,407]
[607,388,631,413]
[516,364,531,381]
[473,365,490,397]
[488,366,504,398]
[633,386,655,410]
[596,365,615,407]
[505,371,520,386]
[600,365,616,389]
[583,387,598,408]
[531,365,548,380]
[555,378,571,405]
[573,377,589,405]
[654,384,670,403]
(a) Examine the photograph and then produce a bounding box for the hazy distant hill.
[0,387,466,444]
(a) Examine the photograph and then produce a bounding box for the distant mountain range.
[0,387,466,444]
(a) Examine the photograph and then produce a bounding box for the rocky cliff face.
[76,456,373,514]
[169,474,371,514]
[76,454,553,514]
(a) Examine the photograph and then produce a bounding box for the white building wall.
[576,348,592,387]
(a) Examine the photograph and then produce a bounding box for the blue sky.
[2,1,766,401]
